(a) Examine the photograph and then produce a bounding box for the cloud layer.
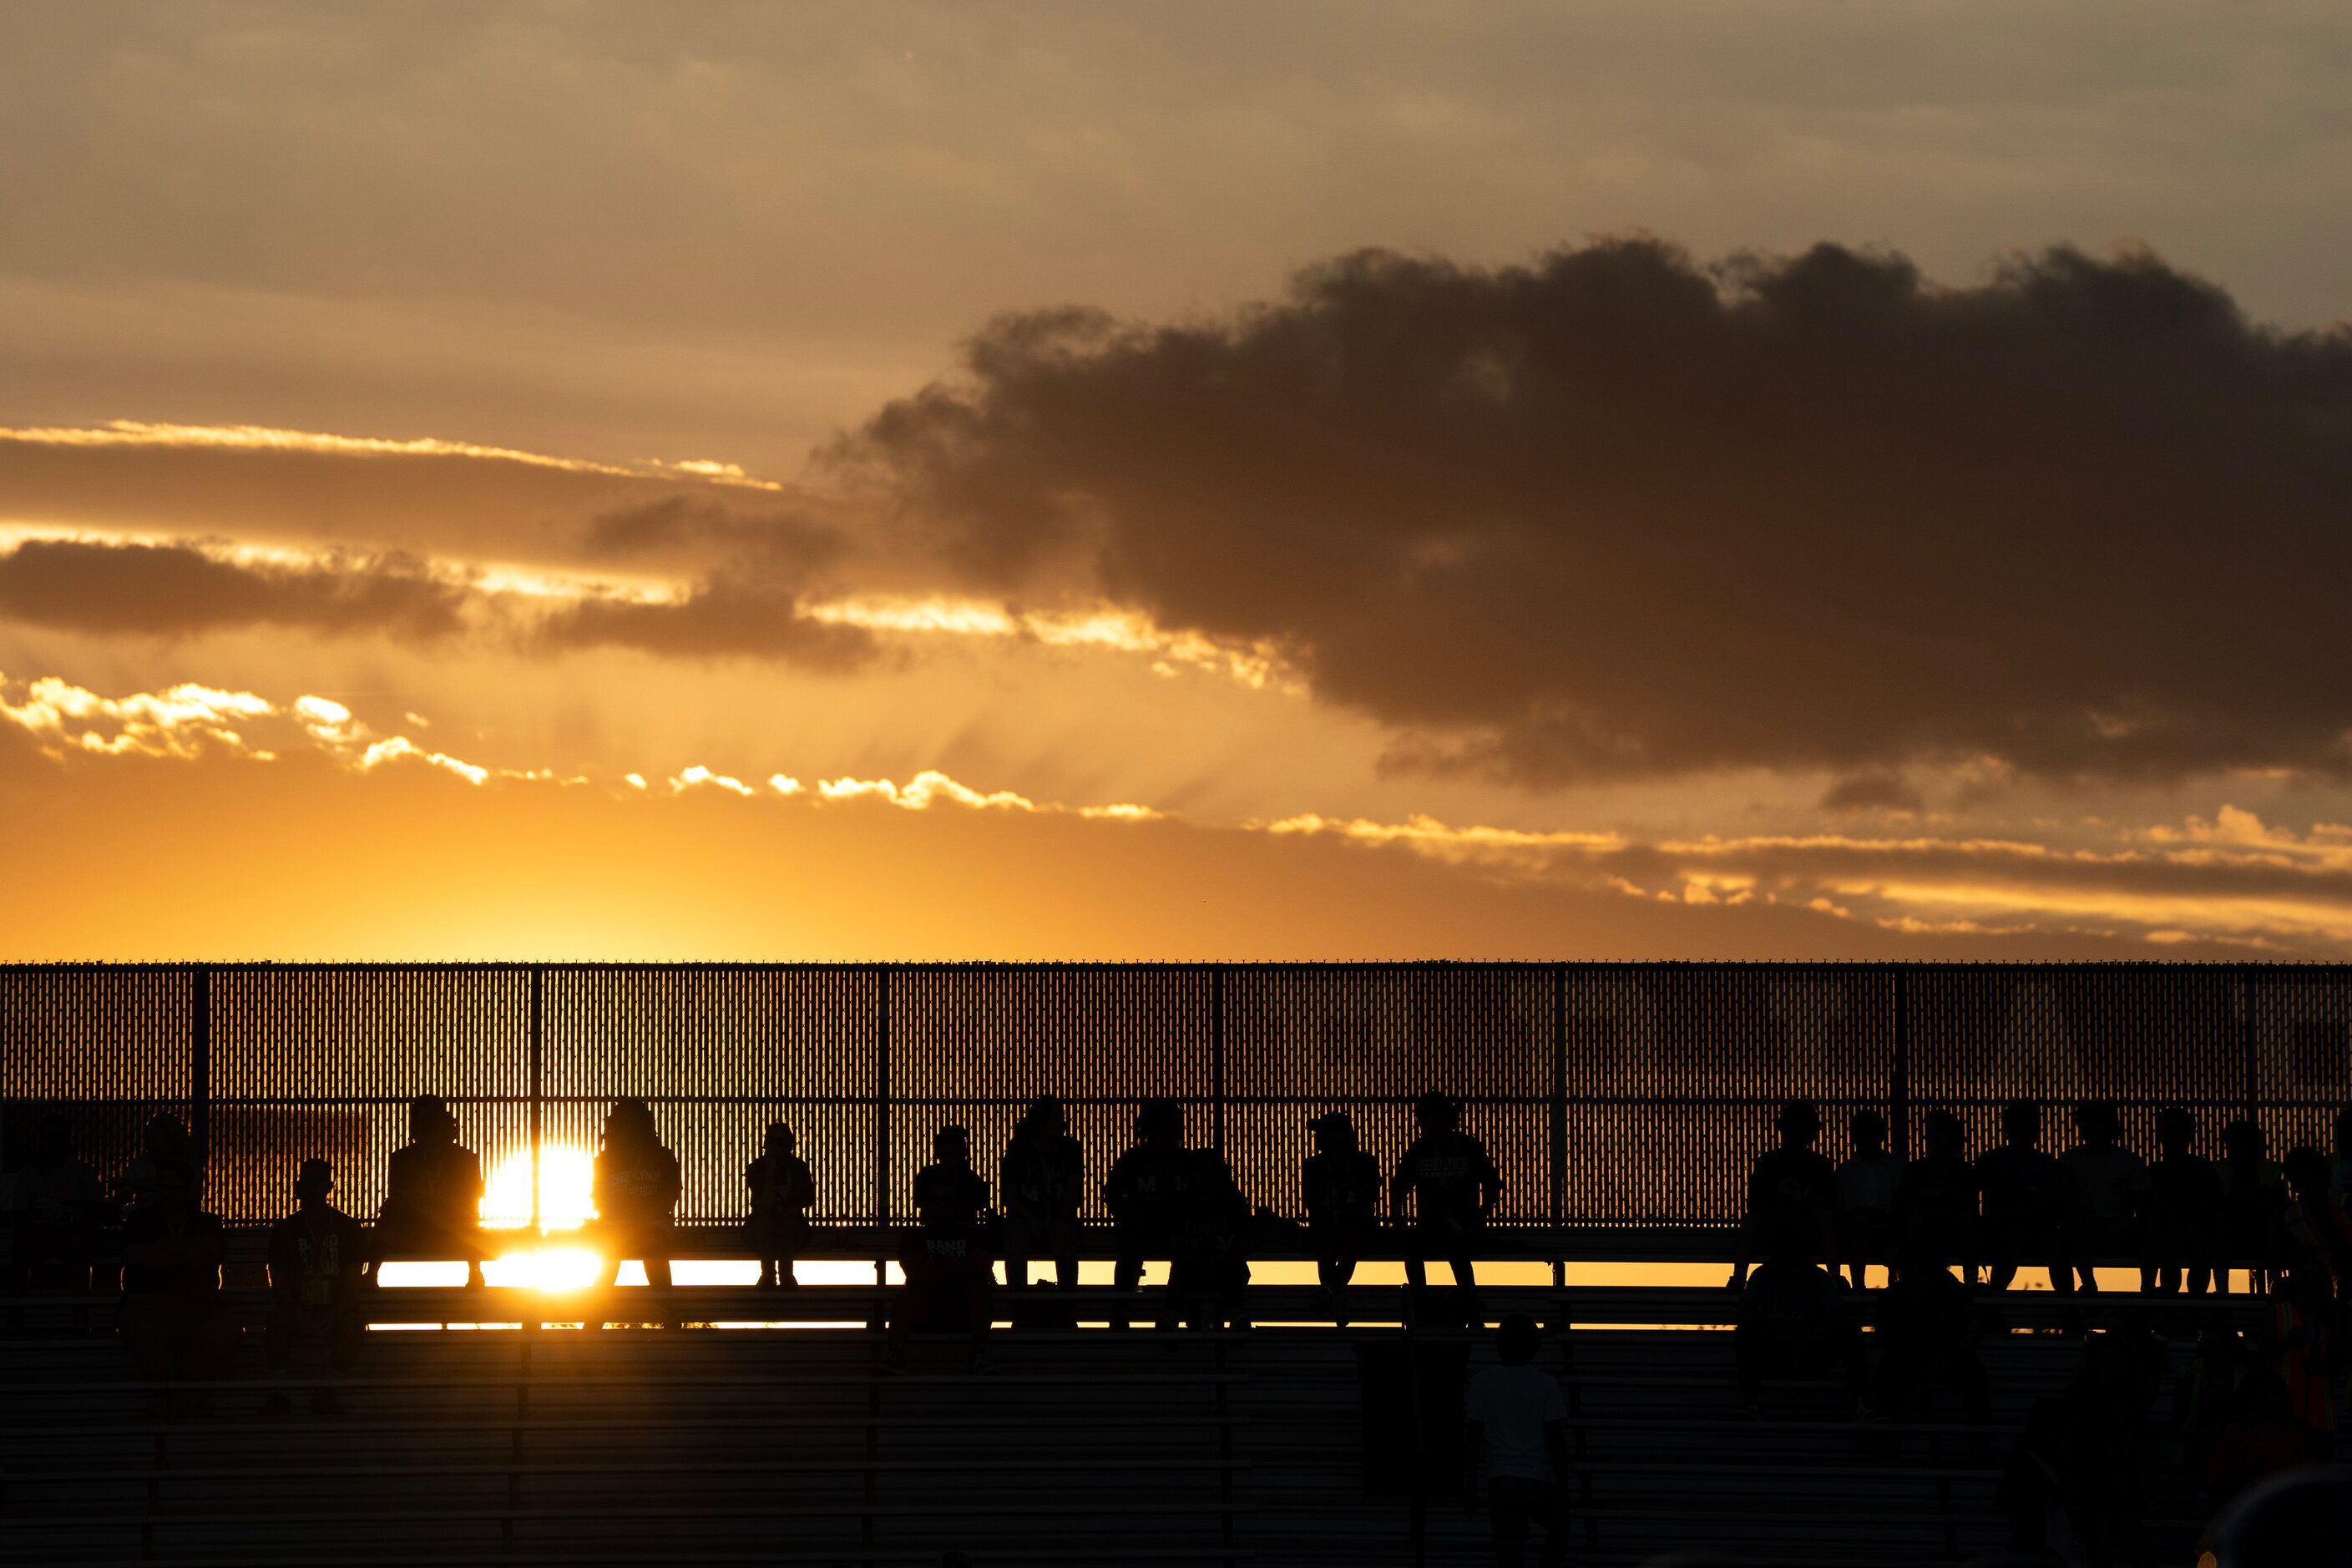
[847,239,2352,791]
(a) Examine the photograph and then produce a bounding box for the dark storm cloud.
[539,579,870,667]
[843,239,2352,787]
[0,539,468,639]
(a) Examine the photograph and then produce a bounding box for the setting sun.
[481,1142,596,1232]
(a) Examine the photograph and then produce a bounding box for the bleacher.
[0,1262,2264,1567]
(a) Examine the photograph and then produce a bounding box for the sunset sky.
[5,3,2352,960]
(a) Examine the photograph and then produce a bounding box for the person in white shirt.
[1462,1313,1570,1568]
[2059,1100,2148,1296]
[1837,1107,1905,1291]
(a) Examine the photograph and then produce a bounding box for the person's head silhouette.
[2157,1105,2197,1158]
[765,1121,796,1159]
[2073,1100,2120,1147]
[2223,1117,2269,1166]
[1414,1091,1459,1136]
[1494,1311,1541,1366]
[1776,1099,1819,1149]
[2000,1099,2040,1150]
[934,1124,971,1168]
[2284,1146,2332,1201]
[295,1157,334,1211]
[1138,1098,1183,1147]
[2206,1461,2352,1567]
[1921,1108,1963,1161]
[407,1095,451,1146]
[1311,1111,1357,1156]
[1849,1107,1886,1155]
[1023,1095,1066,1138]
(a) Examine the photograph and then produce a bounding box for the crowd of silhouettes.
[23,1085,2352,1562]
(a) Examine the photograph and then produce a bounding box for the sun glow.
[482,1141,597,1232]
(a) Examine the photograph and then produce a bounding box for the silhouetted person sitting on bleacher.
[5,1111,105,1296]
[2331,1105,2352,1202]
[1867,1232,1989,1421]
[115,1110,200,1212]
[1464,1313,1569,1568]
[1393,1090,1500,1322]
[1729,1100,1835,1293]
[263,1158,367,1417]
[1302,1110,1380,1326]
[1895,1108,1976,1284]
[2279,1147,2352,1301]
[1170,1146,1252,1330]
[746,1121,815,1288]
[2218,1117,2287,1295]
[1001,1095,1085,1293]
[2005,1331,2162,1567]
[118,1152,230,1412]
[1732,1223,1864,1416]
[2145,1105,2227,1298]
[2060,1100,2148,1297]
[891,1123,993,1372]
[374,1095,485,1288]
[1836,1107,1903,1292]
[1975,1099,2071,1305]
[1105,1098,1192,1329]
[594,1098,681,1328]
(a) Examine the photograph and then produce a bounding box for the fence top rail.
[7,959,2352,974]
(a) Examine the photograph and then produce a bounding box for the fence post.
[529,966,544,1235]
[2241,964,2259,1123]
[1890,966,1909,1156]
[190,967,210,1191]
[875,965,892,1290]
[1211,964,1226,1155]
[1551,964,1566,1290]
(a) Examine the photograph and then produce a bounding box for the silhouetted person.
[2207,1464,2352,1568]
[1730,1100,1835,1293]
[746,1121,814,1289]
[1895,1109,1977,1283]
[1392,1090,1500,1318]
[5,1111,104,1295]
[2203,1374,2318,1516]
[1463,1313,1569,1568]
[115,1110,200,1213]
[118,1159,230,1410]
[2174,1312,2248,1477]
[1869,1235,1989,1421]
[264,1158,367,1417]
[2219,1119,2288,1295]
[1302,1110,1380,1325]
[2263,1262,2337,1451]
[2005,1332,2162,1567]
[1105,1099,1191,1329]
[1732,1223,1864,1415]
[2145,1105,2227,1297]
[1170,1146,1252,1330]
[2332,1106,2352,1204]
[2060,1100,2147,1296]
[892,1124,992,1371]
[1975,1099,2071,1303]
[374,1095,485,1288]
[1001,1095,1085,1292]
[1836,1107,1903,1291]
[2280,1146,2352,1301]
[594,1098,681,1327]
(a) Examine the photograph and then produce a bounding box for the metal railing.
[5,961,2349,1227]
